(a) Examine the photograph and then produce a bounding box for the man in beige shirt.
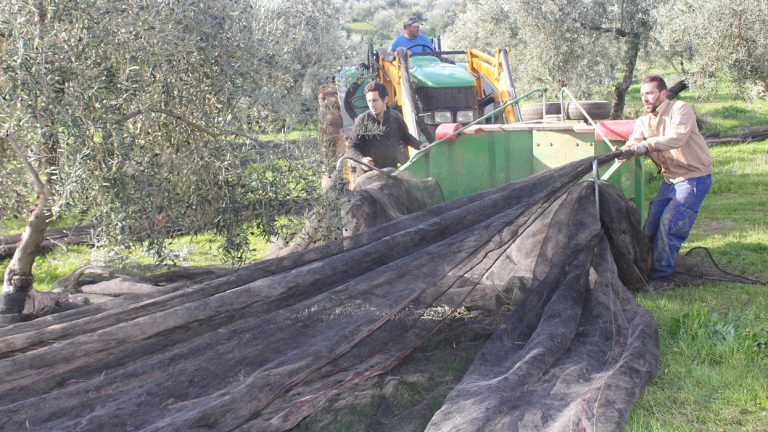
[622,75,713,291]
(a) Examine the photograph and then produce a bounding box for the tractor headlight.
[456,110,475,124]
[434,111,453,124]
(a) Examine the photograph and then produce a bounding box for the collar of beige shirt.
[652,99,671,117]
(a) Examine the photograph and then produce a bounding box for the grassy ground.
[345,21,376,37]
[628,282,768,431]
[0,231,269,291]
[624,80,768,134]
[625,137,768,429]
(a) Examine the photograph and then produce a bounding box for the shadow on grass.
[682,241,768,282]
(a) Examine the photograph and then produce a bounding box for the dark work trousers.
[643,174,712,281]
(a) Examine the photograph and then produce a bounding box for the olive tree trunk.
[610,33,642,119]
[1,135,52,325]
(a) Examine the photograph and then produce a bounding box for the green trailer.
[400,116,645,220]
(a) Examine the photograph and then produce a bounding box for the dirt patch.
[694,218,739,236]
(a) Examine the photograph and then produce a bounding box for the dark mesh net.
[266,168,443,258]
[346,168,444,234]
[0,155,661,431]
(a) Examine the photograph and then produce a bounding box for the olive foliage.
[654,0,768,97]
[1,0,342,263]
[343,0,465,46]
[445,0,656,116]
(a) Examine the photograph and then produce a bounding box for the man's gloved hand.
[419,142,431,151]
[617,142,650,160]
[617,146,636,160]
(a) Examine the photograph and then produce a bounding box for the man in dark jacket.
[347,81,426,172]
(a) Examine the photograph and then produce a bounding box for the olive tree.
[0,0,342,320]
[654,0,768,97]
[426,0,467,37]
[445,0,657,118]
[344,0,465,46]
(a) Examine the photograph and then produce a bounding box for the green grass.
[694,101,768,135]
[626,140,768,430]
[25,245,93,290]
[257,129,315,141]
[624,80,768,135]
[137,231,270,267]
[1,211,88,234]
[627,285,768,431]
[2,216,97,290]
[1,232,269,291]
[345,21,375,36]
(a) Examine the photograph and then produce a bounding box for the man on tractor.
[390,15,434,54]
[347,81,426,175]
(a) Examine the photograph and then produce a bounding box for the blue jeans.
[643,175,712,281]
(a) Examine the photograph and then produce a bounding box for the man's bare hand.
[360,157,375,171]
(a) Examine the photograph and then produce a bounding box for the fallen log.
[705,126,768,146]
[0,224,93,260]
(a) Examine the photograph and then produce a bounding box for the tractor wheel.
[564,101,612,121]
[318,83,346,161]
[418,120,437,144]
[519,102,562,122]
[518,101,612,122]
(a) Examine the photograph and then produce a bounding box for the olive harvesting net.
[3,154,735,432]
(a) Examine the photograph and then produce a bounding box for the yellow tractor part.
[376,48,421,139]
[465,48,521,124]
[376,47,522,134]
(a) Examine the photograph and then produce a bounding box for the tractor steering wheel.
[406,44,435,54]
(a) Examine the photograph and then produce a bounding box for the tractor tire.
[518,101,612,122]
[564,101,612,121]
[519,102,562,122]
[418,120,437,144]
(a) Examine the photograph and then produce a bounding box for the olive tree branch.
[119,109,260,142]
[546,0,635,37]
[5,132,47,193]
